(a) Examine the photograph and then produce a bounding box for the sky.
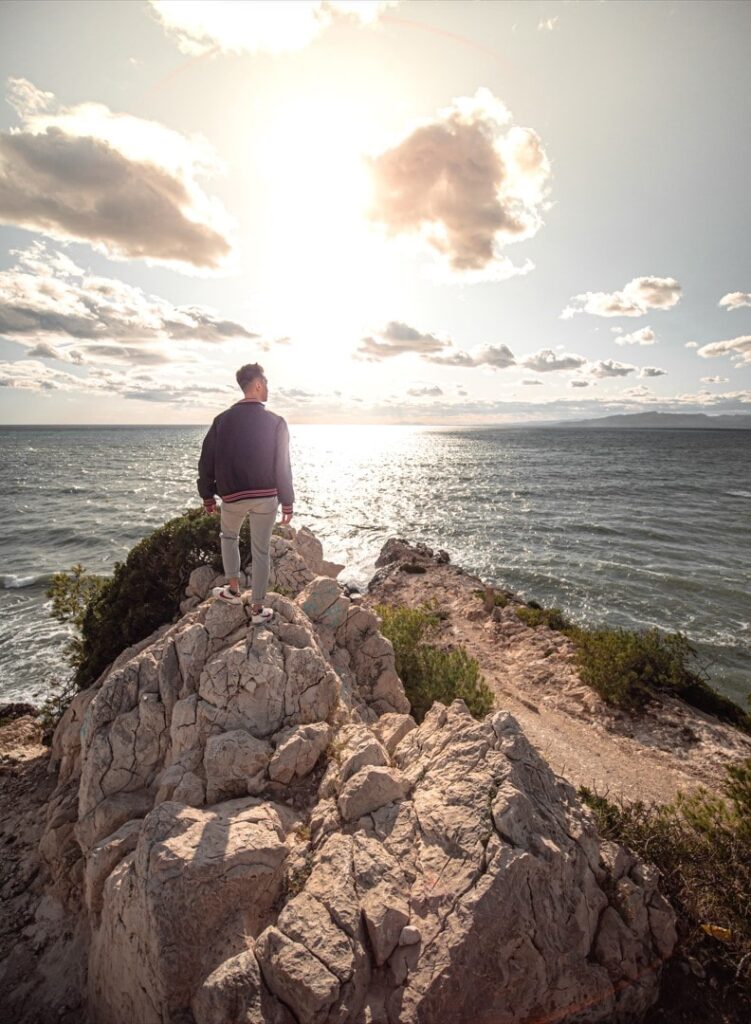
[0,0,749,425]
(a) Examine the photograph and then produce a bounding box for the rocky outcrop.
[16,528,677,1023]
[366,538,751,803]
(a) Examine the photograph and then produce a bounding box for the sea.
[0,424,749,708]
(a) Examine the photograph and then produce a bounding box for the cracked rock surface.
[11,529,677,1023]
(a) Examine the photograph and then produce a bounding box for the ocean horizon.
[1,422,749,708]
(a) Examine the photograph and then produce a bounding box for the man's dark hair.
[236,363,265,391]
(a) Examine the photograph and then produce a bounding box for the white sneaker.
[212,585,242,605]
[251,606,274,624]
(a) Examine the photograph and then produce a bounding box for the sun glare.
[254,95,390,336]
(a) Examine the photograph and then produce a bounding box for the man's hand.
[203,498,218,516]
[280,510,293,526]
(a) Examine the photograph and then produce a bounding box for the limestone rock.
[293,525,344,579]
[204,730,272,803]
[297,577,349,630]
[88,799,289,1024]
[187,564,220,600]
[372,711,417,755]
[267,536,315,596]
[84,818,142,914]
[33,528,679,1024]
[255,926,340,1024]
[269,723,331,785]
[0,714,43,751]
[337,765,409,822]
[191,948,261,1024]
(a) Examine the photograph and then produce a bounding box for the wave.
[726,490,751,499]
[1,571,52,589]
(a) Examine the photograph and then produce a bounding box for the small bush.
[579,758,751,987]
[567,625,696,709]
[472,588,508,608]
[376,604,494,722]
[50,508,251,689]
[510,597,751,733]
[515,605,572,631]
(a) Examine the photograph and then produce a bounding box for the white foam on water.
[1,573,43,589]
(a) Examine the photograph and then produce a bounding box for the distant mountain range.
[546,412,751,430]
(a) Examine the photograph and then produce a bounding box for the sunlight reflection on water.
[0,423,749,704]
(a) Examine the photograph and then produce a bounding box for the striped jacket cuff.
[282,504,293,514]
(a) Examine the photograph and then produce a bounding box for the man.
[197,363,294,624]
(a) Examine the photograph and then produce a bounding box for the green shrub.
[567,625,695,708]
[47,563,109,670]
[579,758,751,986]
[472,588,508,608]
[50,508,249,688]
[511,597,751,733]
[376,603,494,722]
[515,605,572,631]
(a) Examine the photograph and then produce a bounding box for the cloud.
[0,78,231,270]
[561,276,682,319]
[685,341,698,349]
[719,292,751,311]
[569,379,590,387]
[406,385,443,397]
[367,87,551,277]
[522,379,544,385]
[0,356,236,406]
[538,17,559,31]
[149,0,397,56]
[354,320,448,361]
[0,243,257,365]
[697,335,751,366]
[521,348,587,372]
[0,358,86,391]
[426,343,516,369]
[614,326,656,346]
[639,366,667,377]
[700,376,729,383]
[586,359,637,378]
[623,385,652,399]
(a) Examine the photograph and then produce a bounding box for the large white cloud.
[561,277,681,319]
[697,335,751,366]
[719,291,751,311]
[0,78,231,270]
[367,88,551,277]
[0,243,257,366]
[149,0,397,56]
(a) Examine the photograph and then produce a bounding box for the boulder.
[293,526,344,579]
[269,723,331,785]
[187,565,220,600]
[297,577,349,630]
[204,730,272,803]
[337,765,410,822]
[88,799,289,1024]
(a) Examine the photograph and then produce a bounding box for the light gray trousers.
[219,496,278,603]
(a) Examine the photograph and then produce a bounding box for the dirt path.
[364,542,751,805]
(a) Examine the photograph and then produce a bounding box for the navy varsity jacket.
[197,400,294,514]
